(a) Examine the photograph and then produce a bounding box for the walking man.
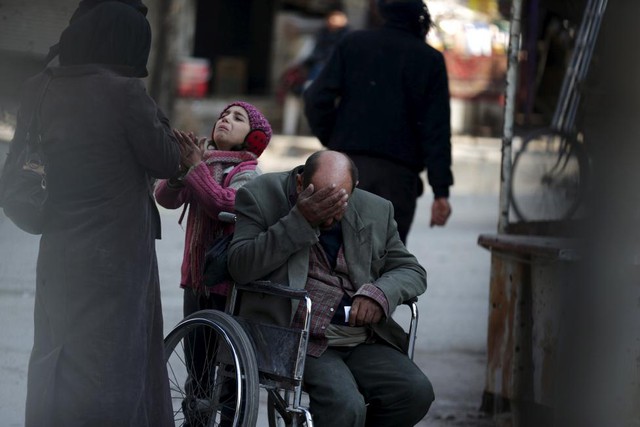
[304,0,453,243]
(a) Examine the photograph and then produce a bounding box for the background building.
[0,0,508,141]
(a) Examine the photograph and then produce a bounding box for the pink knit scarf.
[189,150,257,292]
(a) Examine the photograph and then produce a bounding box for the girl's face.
[212,106,251,150]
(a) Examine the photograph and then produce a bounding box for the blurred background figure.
[304,0,453,244]
[303,9,350,83]
[278,8,350,136]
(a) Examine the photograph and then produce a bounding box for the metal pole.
[497,0,525,233]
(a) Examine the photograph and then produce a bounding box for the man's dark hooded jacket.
[304,4,453,198]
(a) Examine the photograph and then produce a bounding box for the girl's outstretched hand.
[174,129,204,169]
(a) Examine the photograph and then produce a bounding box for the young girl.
[155,101,272,315]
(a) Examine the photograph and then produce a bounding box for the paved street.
[0,136,501,426]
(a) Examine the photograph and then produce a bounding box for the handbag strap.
[25,68,54,148]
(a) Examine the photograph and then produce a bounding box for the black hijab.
[70,0,147,21]
[45,0,148,68]
[58,2,151,77]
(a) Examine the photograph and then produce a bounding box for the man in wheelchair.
[227,150,434,426]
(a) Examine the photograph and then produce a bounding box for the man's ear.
[296,174,304,193]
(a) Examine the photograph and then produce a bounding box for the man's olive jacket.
[227,166,427,353]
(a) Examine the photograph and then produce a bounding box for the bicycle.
[509,0,607,222]
[510,128,589,222]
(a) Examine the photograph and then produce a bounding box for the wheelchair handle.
[403,296,418,305]
[218,212,237,223]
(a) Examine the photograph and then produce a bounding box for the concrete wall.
[0,0,76,56]
[0,0,166,125]
[0,0,76,109]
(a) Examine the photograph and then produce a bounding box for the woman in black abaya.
[22,3,179,426]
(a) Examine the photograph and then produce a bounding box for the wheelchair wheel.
[510,129,589,222]
[164,310,260,427]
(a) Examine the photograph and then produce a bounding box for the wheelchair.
[164,280,419,427]
[164,216,420,426]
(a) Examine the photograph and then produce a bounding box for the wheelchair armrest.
[400,296,419,359]
[402,296,418,305]
[234,281,309,301]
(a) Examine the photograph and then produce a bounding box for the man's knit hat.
[218,101,273,157]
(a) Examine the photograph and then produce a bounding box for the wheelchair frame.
[229,281,314,427]
[164,280,419,427]
[164,211,420,426]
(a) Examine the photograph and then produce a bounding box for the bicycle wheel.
[510,129,588,222]
[164,310,260,427]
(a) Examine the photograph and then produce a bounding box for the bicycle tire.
[164,310,260,427]
[510,129,588,222]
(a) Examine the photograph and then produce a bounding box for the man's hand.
[349,296,383,327]
[430,197,451,227]
[296,184,348,228]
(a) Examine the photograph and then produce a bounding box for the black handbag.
[202,233,234,287]
[0,71,52,234]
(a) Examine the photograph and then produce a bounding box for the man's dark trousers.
[349,154,421,244]
[303,342,434,427]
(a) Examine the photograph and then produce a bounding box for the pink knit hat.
[217,101,272,157]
